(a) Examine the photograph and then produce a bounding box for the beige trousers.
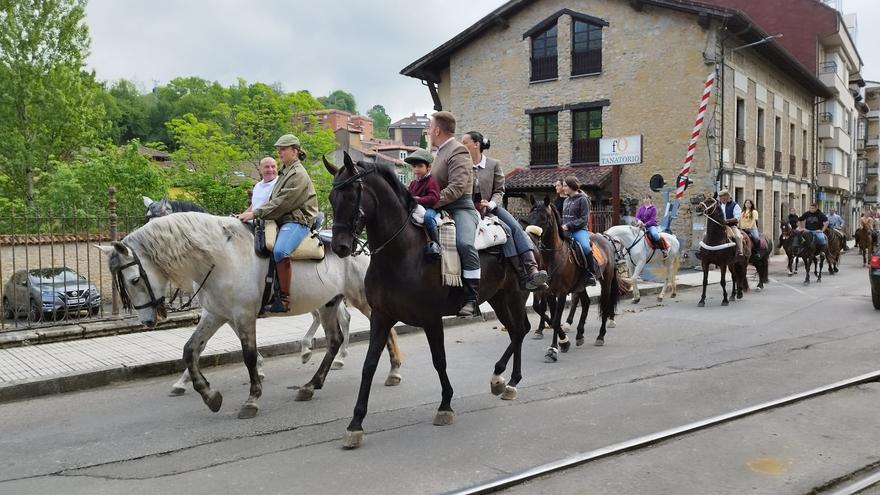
[725,226,743,254]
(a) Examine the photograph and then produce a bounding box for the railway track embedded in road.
[447,370,880,495]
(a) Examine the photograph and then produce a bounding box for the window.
[399,151,408,160]
[530,112,558,166]
[789,124,796,154]
[735,187,744,206]
[774,117,781,151]
[531,26,558,81]
[756,108,765,146]
[735,98,746,165]
[571,108,602,164]
[571,20,602,76]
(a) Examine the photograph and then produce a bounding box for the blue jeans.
[809,229,827,250]
[646,225,661,244]
[424,208,437,233]
[493,206,535,256]
[441,197,480,277]
[273,222,310,262]
[571,228,591,254]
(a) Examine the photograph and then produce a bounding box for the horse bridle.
[112,247,166,312]
[332,164,410,256]
[697,198,729,229]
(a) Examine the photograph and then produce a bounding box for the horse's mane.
[168,200,206,213]
[549,203,565,240]
[122,212,248,285]
[367,162,417,212]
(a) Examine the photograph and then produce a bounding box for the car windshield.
[29,268,85,284]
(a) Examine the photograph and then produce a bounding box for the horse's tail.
[602,260,622,322]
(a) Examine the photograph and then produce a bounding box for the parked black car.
[2,268,102,321]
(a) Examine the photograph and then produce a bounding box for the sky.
[85,0,880,122]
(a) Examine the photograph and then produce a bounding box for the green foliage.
[419,132,428,149]
[368,104,391,139]
[318,89,357,114]
[0,0,109,205]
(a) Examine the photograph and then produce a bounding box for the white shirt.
[252,177,278,210]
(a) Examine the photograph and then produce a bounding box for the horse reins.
[113,245,215,314]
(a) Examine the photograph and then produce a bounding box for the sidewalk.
[0,267,725,403]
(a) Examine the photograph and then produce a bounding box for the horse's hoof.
[205,391,223,412]
[670,293,677,299]
[532,331,544,340]
[562,322,572,332]
[301,349,312,364]
[804,280,810,286]
[258,370,266,380]
[433,410,455,426]
[331,359,345,370]
[632,298,640,305]
[608,319,617,328]
[657,296,663,302]
[736,292,743,300]
[501,386,518,401]
[342,430,365,449]
[560,340,571,353]
[169,385,186,397]
[544,347,558,363]
[295,386,314,401]
[721,300,729,306]
[490,375,507,395]
[576,337,585,347]
[594,339,605,347]
[698,301,706,307]
[385,372,402,387]
[237,401,259,419]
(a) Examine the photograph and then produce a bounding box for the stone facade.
[417,0,820,255]
[865,87,880,205]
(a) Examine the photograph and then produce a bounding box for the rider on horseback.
[718,190,744,258]
[635,194,668,259]
[799,203,829,251]
[560,176,598,286]
[741,199,762,251]
[237,134,318,312]
[405,149,442,260]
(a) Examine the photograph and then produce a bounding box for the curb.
[0,280,706,404]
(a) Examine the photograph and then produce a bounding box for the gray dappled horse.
[143,195,206,221]
[98,212,402,418]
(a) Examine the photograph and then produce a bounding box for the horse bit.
[113,245,213,313]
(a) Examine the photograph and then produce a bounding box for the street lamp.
[716,34,783,190]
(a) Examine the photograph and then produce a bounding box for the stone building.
[303,109,374,141]
[389,113,430,147]
[864,86,880,206]
[400,0,828,255]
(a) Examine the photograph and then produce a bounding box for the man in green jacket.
[238,134,318,311]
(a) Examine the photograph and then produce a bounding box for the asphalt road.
[0,251,877,495]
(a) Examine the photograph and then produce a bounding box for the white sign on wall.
[599,135,642,165]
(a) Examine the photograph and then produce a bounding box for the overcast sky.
[85,0,880,121]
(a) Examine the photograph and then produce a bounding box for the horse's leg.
[488,293,525,400]
[803,257,811,285]
[545,294,563,363]
[182,311,227,411]
[300,310,321,364]
[234,313,262,419]
[720,264,729,306]
[423,319,455,426]
[384,328,403,386]
[564,292,578,331]
[575,292,589,346]
[698,261,709,307]
[557,293,571,353]
[331,302,352,369]
[295,298,345,401]
[532,295,548,339]
[818,254,824,282]
[343,310,397,449]
[787,253,794,276]
[630,259,646,304]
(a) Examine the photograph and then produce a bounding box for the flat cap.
[404,148,434,165]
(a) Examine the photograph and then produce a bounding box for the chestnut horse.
[854,227,876,266]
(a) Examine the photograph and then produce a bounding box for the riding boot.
[521,250,549,291]
[458,278,480,317]
[272,258,292,312]
[582,251,597,287]
[424,226,441,261]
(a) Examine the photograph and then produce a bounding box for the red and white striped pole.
[675,71,716,199]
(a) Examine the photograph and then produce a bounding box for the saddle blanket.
[645,234,669,251]
[438,216,461,287]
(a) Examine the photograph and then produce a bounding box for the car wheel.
[88,306,100,316]
[873,285,880,310]
[2,298,14,320]
[52,309,69,321]
[28,299,43,322]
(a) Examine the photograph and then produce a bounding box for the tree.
[0,0,108,205]
[367,105,391,139]
[105,79,154,144]
[318,90,357,114]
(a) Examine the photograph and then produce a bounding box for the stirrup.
[457,300,479,317]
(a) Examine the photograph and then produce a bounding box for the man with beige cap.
[718,189,744,257]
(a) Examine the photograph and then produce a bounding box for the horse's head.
[791,229,813,256]
[96,242,168,328]
[695,197,718,217]
[521,195,556,237]
[780,222,793,239]
[144,195,172,222]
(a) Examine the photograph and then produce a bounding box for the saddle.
[255,214,326,261]
[644,233,669,251]
[567,237,606,274]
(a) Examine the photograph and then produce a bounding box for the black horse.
[746,233,773,290]
[324,154,531,449]
[791,230,826,285]
[143,195,206,222]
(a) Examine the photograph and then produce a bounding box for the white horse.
[98,212,402,419]
[604,225,681,303]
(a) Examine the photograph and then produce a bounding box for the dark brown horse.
[521,197,622,362]
[694,197,750,307]
[791,229,826,285]
[780,222,800,276]
[746,232,773,290]
[854,227,876,266]
[826,229,844,274]
[324,154,530,449]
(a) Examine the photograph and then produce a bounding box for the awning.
[504,166,612,192]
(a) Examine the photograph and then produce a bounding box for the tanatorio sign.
[599,135,642,165]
